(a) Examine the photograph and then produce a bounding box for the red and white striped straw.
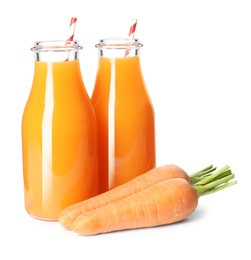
[65,17,77,61]
[67,17,77,42]
[128,18,137,40]
[125,18,137,57]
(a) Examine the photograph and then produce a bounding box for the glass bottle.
[91,38,156,193]
[22,40,98,221]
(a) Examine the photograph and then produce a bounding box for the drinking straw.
[65,17,77,60]
[125,18,137,57]
[127,18,137,39]
[67,17,77,42]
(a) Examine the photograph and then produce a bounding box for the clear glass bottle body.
[22,40,98,221]
[91,38,156,193]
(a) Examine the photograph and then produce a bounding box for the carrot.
[70,165,237,235]
[72,178,198,235]
[59,164,214,229]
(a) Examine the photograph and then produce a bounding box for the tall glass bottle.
[91,38,155,193]
[22,40,98,221]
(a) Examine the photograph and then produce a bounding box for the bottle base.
[29,213,59,222]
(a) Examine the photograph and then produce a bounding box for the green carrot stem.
[189,165,218,184]
[194,165,231,185]
[192,165,237,197]
[194,174,234,194]
[189,165,215,178]
[196,181,237,197]
[189,177,205,184]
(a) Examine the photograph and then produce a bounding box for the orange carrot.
[71,178,198,235]
[70,165,237,235]
[59,164,207,229]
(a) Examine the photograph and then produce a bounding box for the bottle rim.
[95,38,143,49]
[31,40,83,52]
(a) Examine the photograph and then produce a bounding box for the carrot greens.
[190,165,237,196]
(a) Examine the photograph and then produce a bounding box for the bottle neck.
[31,40,82,62]
[30,41,85,95]
[95,38,143,58]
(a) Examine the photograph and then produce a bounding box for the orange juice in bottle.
[22,40,98,221]
[91,38,155,193]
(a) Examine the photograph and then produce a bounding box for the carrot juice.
[91,38,156,193]
[22,41,98,221]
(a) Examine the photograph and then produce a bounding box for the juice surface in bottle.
[91,38,155,193]
[22,41,98,221]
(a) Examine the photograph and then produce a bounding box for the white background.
[0,0,250,259]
